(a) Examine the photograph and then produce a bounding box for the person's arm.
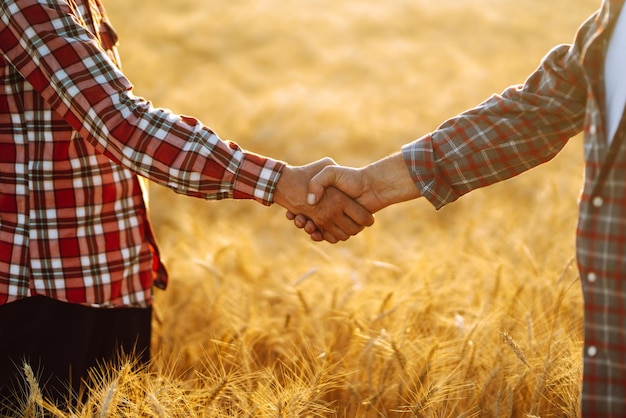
[293,17,592,240]
[1,0,262,202]
[307,152,420,212]
[401,42,587,210]
[0,0,373,243]
[287,17,593,241]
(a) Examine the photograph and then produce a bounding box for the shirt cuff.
[231,150,286,206]
[401,134,460,210]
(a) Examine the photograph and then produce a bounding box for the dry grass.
[6,0,601,416]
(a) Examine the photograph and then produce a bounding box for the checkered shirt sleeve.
[403,2,626,416]
[0,0,285,308]
[401,42,587,207]
[0,0,285,204]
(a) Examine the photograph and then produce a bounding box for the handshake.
[273,153,421,243]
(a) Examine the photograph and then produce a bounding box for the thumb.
[315,156,337,168]
[307,166,337,205]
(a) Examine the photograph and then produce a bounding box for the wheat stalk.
[147,392,168,418]
[22,363,43,417]
[100,380,118,418]
[501,330,532,370]
[416,343,438,383]
[296,289,310,314]
[411,383,439,416]
[377,291,394,315]
[390,338,407,372]
[206,376,229,406]
[19,363,68,418]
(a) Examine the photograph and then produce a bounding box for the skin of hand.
[286,152,420,241]
[273,158,375,244]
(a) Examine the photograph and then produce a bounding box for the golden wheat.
[5,0,602,416]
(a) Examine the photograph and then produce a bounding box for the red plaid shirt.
[0,0,285,308]
[403,0,625,415]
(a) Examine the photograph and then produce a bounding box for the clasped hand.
[279,153,421,242]
[274,158,374,243]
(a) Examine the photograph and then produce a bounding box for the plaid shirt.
[403,0,625,416]
[0,0,285,308]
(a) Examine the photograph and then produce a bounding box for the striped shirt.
[0,0,285,308]
[403,0,626,415]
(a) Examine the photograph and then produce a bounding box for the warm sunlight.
[8,0,600,416]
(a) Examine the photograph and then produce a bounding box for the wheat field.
[12,0,602,416]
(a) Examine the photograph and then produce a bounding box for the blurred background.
[93,0,601,415]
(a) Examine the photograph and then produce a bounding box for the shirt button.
[589,125,597,135]
[592,196,603,208]
[587,272,597,283]
[587,346,598,357]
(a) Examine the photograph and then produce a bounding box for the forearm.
[99,96,285,204]
[361,152,421,211]
[403,44,587,209]
[0,0,285,205]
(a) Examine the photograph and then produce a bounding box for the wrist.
[273,166,293,209]
[366,153,420,208]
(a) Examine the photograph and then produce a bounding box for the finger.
[287,212,312,230]
[315,157,338,167]
[309,231,325,242]
[321,230,341,244]
[303,219,318,234]
[308,166,338,205]
[295,223,324,241]
[333,213,364,237]
[294,214,310,229]
[318,187,367,236]
[322,219,352,242]
[344,200,375,227]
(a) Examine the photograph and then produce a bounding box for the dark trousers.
[0,295,151,413]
